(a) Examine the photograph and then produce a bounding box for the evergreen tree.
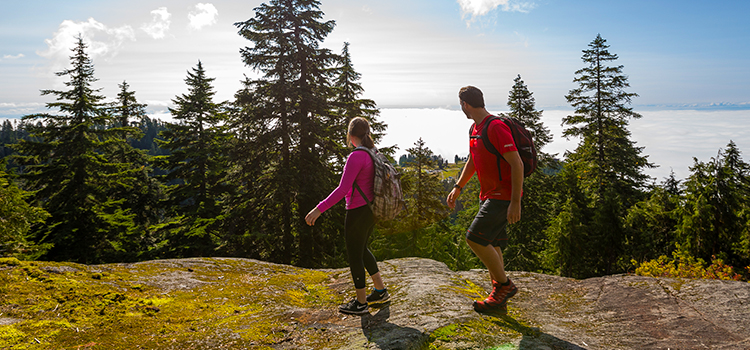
[372,138,449,257]
[13,35,141,263]
[1,120,16,157]
[677,141,750,268]
[547,34,653,277]
[107,82,164,253]
[0,160,50,259]
[155,61,232,258]
[503,75,556,272]
[332,42,386,150]
[507,74,552,156]
[624,171,681,264]
[563,34,652,198]
[231,0,347,267]
[111,80,148,127]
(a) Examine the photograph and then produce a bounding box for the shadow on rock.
[359,303,427,350]
[490,315,587,350]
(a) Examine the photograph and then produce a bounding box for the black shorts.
[466,199,510,248]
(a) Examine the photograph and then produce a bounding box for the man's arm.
[503,150,524,224]
[447,155,475,210]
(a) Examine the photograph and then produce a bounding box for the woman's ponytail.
[348,117,375,149]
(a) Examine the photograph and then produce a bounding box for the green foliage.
[12,36,154,263]
[0,162,50,259]
[155,61,232,258]
[545,34,652,278]
[503,75,557,273]
[623,173,681,264]
[371,138,451,258]
[676,141,750,270]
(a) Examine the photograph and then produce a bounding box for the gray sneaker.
[366,288,390,304]
[339,299,368,315]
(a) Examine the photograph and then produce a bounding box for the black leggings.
[345,205,379,289]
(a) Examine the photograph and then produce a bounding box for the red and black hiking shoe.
[492,278,518,305]
[473,278,517,316]
[473,299,508,315]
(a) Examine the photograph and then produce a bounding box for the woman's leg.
[345,206,375,303]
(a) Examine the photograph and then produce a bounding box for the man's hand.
[507,200,521,224]
[447,187,461,210]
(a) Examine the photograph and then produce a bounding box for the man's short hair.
[459,86,485,108]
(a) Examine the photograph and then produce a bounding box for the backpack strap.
[472,115,505,181]
[352,146,375,206]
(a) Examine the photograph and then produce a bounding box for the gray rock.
[311,258,750,349]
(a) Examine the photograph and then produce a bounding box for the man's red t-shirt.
[470,115,520,201]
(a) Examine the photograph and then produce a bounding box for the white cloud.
[2,54,25,60]
[142,7,172,39]
[188,3,218,30]
[0,102,46,117]
[37,18,135,73]
[457,0,536,25]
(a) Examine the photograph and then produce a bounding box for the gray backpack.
[352,147,406,220]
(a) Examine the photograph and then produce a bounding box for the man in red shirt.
[447,86,524,315]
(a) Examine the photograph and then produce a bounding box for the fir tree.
[231,0,348,267]
[111,80,148,127]
[0,160,50,259]
[373,138,448,257]
[13,35,141,263]
[547,34,653,277]
[107,81,164,248]
[507,74,552,154]
[332,42,386,150]
[677,141,750,268]
[563,34,652,198]
[155,61,231,258]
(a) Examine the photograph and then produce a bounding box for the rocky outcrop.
[308,258,750,349]
[1,257,748,349]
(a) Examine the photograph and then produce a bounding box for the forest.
[1,0,749,281]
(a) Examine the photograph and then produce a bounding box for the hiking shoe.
[473,299,508,316]
[339,299,369,315]
[366,288,390,304]
[491,278,518,305]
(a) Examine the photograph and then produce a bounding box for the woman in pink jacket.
[305,117,389,315]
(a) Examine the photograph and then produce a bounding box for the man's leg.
[488,245,507,284]
[467,240,507,284]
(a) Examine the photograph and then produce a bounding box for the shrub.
[633,249,745,281]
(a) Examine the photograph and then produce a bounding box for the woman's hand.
[305,207,321,226]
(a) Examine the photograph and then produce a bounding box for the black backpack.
[470,114,538,179]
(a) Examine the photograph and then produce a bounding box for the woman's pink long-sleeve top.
[317,150,375,212]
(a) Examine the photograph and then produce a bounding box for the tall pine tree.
[507,74,552,155]
[332,42,386,151]
[107,81,164,254]
[231,0,348,267]
[547,34,652,277]
[14,35,142,263]
[155,61,231,258]
[503,75,556,272]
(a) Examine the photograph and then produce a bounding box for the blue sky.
[2,0,750,180]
